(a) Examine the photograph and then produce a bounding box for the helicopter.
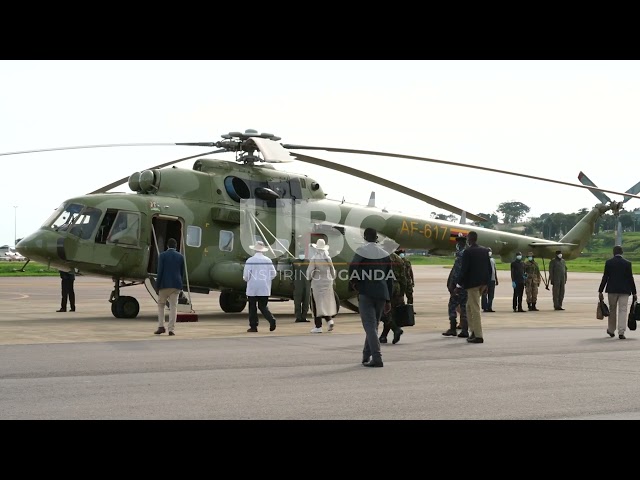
[8,129,640,319]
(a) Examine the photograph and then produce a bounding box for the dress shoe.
[154,327,166,334]
[457,330,469,338]
[619,334,626,340]
[517,308,526,312]
[442,329,457,336]
[70,308,76,312]
[607,330,615,337]
[379,336,388,343]
[487,309,496,312]
[56,308,66,312]
[467,336,484,343]
[168,331,175,336]
[247,327,258,332]
[362,355,371,364]
[363,359,384,368]
[294,319,310,323]
[269,321,276,332]
[469,333,476,340]
[392,328,403,344]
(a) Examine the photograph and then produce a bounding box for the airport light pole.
[13,206,17,247]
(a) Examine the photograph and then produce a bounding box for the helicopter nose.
[16,230,66,263]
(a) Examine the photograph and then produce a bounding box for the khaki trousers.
[158,288,181,332]
[466,286,484,338]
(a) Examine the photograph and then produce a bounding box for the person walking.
[379,243,407,345]
[481,247,498,312]
[243,240,277,333]
[524,251,541,311]
[154,237,185,336]
[292,253,311,323]
[549,250,568,310]
[511,252,526,313]
[598,245,637,339]
[456,231,491,344]
[306,239,337,333]
[443,235,469,337]
[348,227,393,367]
[57,268,76,312]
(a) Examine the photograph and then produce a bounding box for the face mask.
[527,256,533,261]
[516,255,522,260]
[298,254,305,260]
[557,254,562,259]
[399,253,405,258]
[488,251,492,257]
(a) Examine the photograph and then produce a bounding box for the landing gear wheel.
[111,296,140,318]
[219,291,247,313]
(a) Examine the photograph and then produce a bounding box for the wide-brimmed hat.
[311,238,330,251]
[250,241,269,252]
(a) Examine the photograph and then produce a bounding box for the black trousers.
[247,296,276,328]
[512,283,525,311]
[61,278,75,310]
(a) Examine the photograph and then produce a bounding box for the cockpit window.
[43,203,85,232]
[107,211,141,246]
[68,207,103,240]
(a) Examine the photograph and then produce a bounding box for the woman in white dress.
[306,238,337,333]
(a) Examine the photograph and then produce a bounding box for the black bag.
[600,300,610,317]
[629,301,638,331]
[634,301,640,321]
[393,303,415,327]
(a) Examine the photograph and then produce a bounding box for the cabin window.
[186,225,201,247]
[219,230,234,252]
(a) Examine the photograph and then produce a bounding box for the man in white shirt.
[482,247,498,312]
[243,241,277,333]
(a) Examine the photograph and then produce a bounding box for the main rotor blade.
[283,144,640,202]
[291,152,486,223]
[623,180,640,204]
[87,149,226,194]
[577,171,612,204]
[0,143,178,156]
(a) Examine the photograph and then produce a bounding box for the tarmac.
[2,266,640,420]
[0,265,616,344]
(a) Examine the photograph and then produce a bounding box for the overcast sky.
[2,60,640,247]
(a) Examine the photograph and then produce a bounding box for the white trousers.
[158,288,181,332]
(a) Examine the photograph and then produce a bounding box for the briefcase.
[394,303,415,327]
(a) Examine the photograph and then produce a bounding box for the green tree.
[497,201,530,224]
[477,212,498,229]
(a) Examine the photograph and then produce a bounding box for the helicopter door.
[148,216,183,275]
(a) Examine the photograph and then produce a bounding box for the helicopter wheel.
[111,296,140,319]
[219,291,247,313]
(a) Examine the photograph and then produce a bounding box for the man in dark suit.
[348,227,393,367]
[154,237,185,336]
[57,269,76,312]
[598,245,637,340]
[455,231,491,344]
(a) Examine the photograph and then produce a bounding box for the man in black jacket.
[348,228,393,367]
[57,269,76,312]
[598,245,637,339]
[455,231,491,343]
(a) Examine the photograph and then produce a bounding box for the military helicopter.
[8,129,640,319]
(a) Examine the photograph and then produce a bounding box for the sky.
[2,59,640,247]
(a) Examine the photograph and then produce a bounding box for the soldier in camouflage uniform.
[379,243,407,345]
[523,251,541,311]
[397,249,415,304]
[443,235,469,338]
